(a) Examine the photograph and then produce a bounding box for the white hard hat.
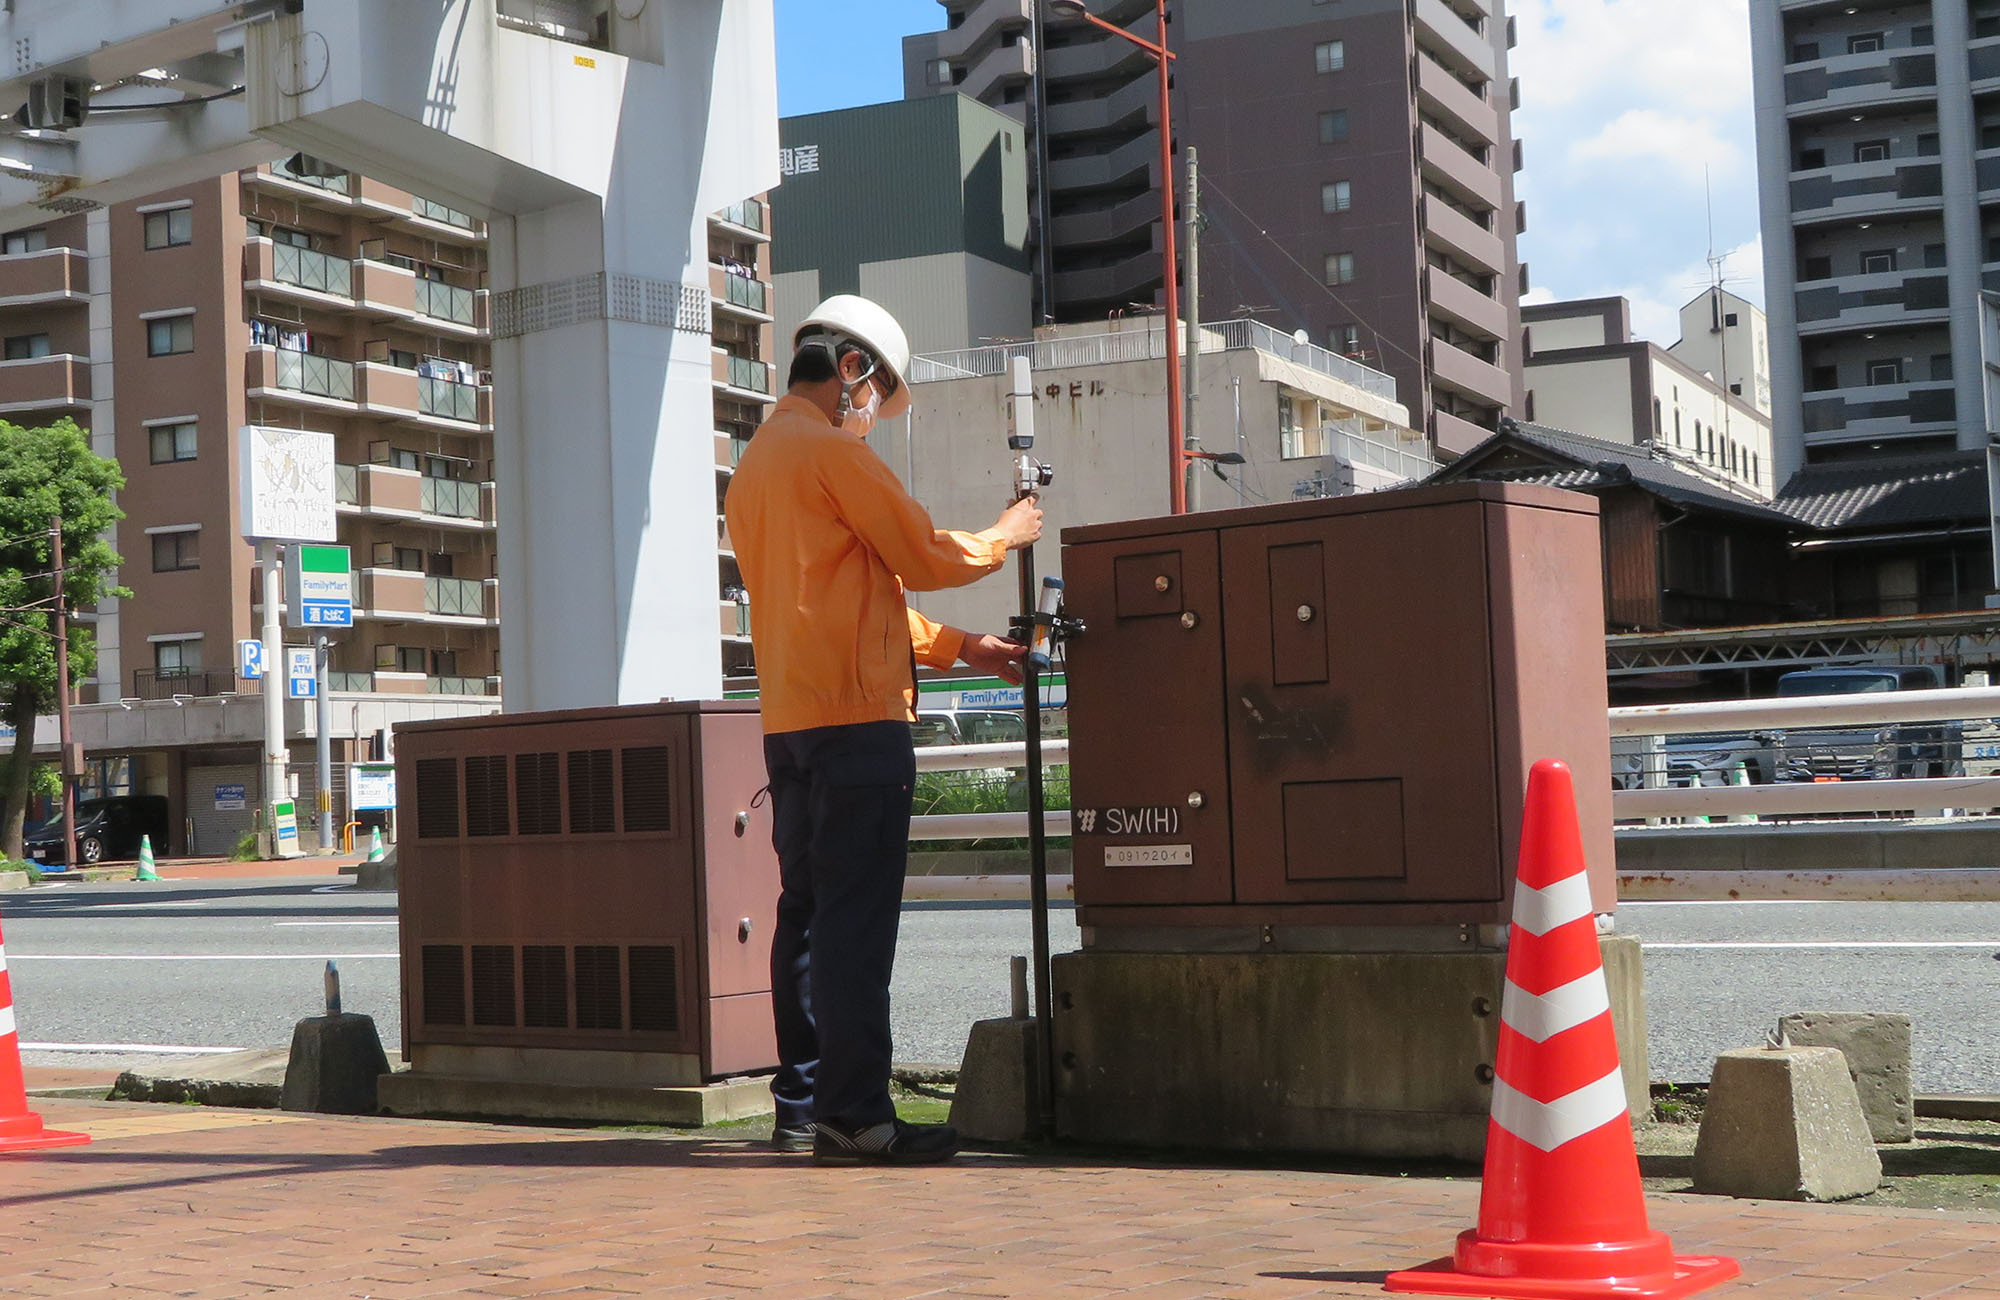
[794,294,913,419]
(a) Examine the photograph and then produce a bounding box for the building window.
[1,228,47,254]
[1918,132,1941,156]
[1330,324,1361,355]
[149,421,198,463]
[1866,359,1904,385]
[1797,147,1826,170]
[146,314,194,356]
[1807,364,1838,391]
[1318,109,1349,144]
[1323,251,1356,284]
[1854,139,1890,163]
[377,645,426,674]
[1790,41,1820,61]
[3,333,50,360]
[925,58,953,86]
[151,529,200,572]
[1751,452,1759,485]
[1321,180,1352,213]
[1314,40,1345,73]
[154,638,202,674]
[1859,249,1896,274]
[1652,397,1662,439]
[1846,32,1884,53]
[1802,255,1832,280]
[1723,312,1739,326]
[143,208,194,250]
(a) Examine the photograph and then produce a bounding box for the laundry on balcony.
[250,319,313,351]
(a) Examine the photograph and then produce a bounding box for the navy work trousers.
[764,720,915,1131]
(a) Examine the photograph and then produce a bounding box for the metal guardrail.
[334,464,359,505]
[425,575,484,618]
[419,375,480,422]
[421,476,482,518]
[274,243,352,297]
[412,196,475,229]
[716,198,766,233]
[909,317,1399,401]
[416,278,476,325]
[275,350,355,401]
[131,668,239,701]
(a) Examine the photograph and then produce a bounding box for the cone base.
[0,1128,90,1154]
[1386,1252,1740,1300]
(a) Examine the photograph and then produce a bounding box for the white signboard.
[238,638,266,680]
[351,763,397,812]
[287,646,317,700]
[239,425,337,542]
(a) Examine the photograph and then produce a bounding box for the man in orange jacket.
[727,296,1042,1165]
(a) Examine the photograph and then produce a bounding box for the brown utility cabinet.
[1060,482,1614,929]
[394,701,779,1084]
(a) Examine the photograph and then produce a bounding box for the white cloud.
[1570,109,1743,184]
[1509,0,1752,116]
[1622,236,1766,345]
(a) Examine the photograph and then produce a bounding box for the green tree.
[0,419,124,860]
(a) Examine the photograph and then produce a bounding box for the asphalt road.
[7,878,1999,1094]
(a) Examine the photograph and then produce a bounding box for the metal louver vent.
[521,945,568,1028]
[568,749,614,833]
[621,746,673,833]
[470,944,517,1027]
[421,945,465,1026]
[515,752,561,835]
[414,758,460,838]
[465,754,510,837]
[574,945,621,1030]
[628,945,680,1033]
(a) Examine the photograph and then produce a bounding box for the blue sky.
[772,0,1765,347]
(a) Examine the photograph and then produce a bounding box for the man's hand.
[962,633,1029,686]
[992,495,1043,551]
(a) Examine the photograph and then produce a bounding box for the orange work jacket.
[726,394,1008,734]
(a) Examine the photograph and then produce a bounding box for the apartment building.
[903,0,1528,456]
[1522,290,1777,499]
[1751,0,2000,482]
[0,165,775,851]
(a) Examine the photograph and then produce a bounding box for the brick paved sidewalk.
[1,1100,1997,1298]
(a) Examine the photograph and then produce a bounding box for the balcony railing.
[270,158,351,194]
[415,277,476,325]
[335,463,359,504]
[131,668,238,700]
[412,196,475,229]
[274,350,357,402]
[910,317,1400,402]
[721,272,768,314]
[717,198,767,233]
[426,575,485,617]
[329,671,373,692]
[419,375,481,422]
[728,353,772,395]
[421,476,483,519]
[427,675,495,696]
[273,242,352,297]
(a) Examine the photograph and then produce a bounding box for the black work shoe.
[812,1117,960,1166]
[770,1123,816,1153]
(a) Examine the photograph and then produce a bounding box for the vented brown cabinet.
[1060,482,1616,929]
[394,701,779,1084]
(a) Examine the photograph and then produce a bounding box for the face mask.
[841,378,882,438]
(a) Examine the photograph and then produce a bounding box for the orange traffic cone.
[0,910,88,1153]
[1386,759,1736,1300]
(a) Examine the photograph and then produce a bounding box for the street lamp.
[1048,0,1187,514]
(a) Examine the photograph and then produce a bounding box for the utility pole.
[1184,145,1201,512]
[48,516,75,872]
[315,633,332,853]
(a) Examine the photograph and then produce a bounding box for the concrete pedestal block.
[950,1017,1040,1142]
[281,1013,391,1115]
[375,1071,770,1126]
[1778,1012,1913,1143]
[1051,938,1647,1160]
[1693,1046,1882,1201]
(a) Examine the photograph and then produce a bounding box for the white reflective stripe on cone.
[1500,970,1612,1044]
[0,1005,17,1040]
[1510,873,1593,937]
[1489,1066,1628,1153]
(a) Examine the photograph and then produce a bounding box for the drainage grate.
[568,749,614,834]
[574,945,622,1030]
[470,944,517,1027]
[620,746,674,833]
[464,754,511,837]
[515,751,561,835]
[414,758,460,839]
[421,944,465,1026]
[521,944,568,1028]
[627,945,680,1033]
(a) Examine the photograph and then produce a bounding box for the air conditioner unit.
[14,77,87,131]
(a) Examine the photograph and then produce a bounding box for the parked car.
[1612,731,1775,791]
[22,795,170,867]
[1768,665,1961,783]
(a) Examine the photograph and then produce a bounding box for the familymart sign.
[284,544,353,628]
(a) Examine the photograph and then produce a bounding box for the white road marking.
[1621,899,1889,907]
[20,1042,242,1055]
[312,884,354,893]
[1643,940,1999,951]
[4,953,398,961]
[272,921,396,928]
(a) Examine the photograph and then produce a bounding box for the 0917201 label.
[1104,844,1193,867]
